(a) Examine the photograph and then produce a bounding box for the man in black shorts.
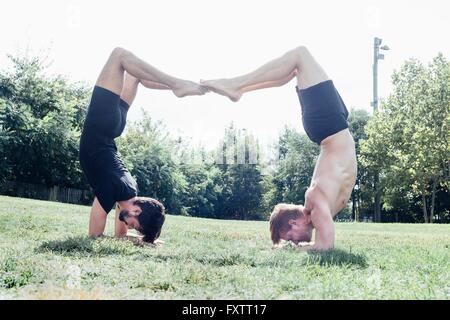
[80,47,208,243]
[201,45,357,250]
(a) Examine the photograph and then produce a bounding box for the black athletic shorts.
[296,80,349,145]
[79,86,138,213]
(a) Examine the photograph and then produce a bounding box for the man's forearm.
[88,197,107,237]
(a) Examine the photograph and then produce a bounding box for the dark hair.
[134,197,165,243]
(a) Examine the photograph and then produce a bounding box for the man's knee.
[294,45,310,55]
[110,47,131,63]
[284,45,311,67]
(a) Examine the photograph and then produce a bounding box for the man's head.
[119,197,165,243]
[269,203,313,245]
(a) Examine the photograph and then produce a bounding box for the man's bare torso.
[306,129,357,216]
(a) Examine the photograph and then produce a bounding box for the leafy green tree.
[348,109,371,221]
[213,124,265,220]
[117,110,187,214]
[179,163,225,218]
[0,53,90,188]
[271,127,319,206]
[360,54,450,223]
[0,100,14,183]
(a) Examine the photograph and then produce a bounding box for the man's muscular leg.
[201,46,329,101]
[119,72,140,106]
[96,47,207,98]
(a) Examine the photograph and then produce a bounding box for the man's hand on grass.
[119,233,165,247]
[272,240,296,249]
[272,240,316,251]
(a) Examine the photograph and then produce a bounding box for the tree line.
[0,52,448,222]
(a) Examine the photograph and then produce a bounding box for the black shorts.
[296,80,349,145]
[79,86,137,213]
[83,86,130,139]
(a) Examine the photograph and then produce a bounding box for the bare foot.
[200,79,242,102]
[172,80,208,97]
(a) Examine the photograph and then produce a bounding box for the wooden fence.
[0,181,92,205]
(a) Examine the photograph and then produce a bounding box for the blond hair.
[269,203,302,244]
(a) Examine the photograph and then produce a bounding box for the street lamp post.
[372,37,389,111]
[371,37,389,222]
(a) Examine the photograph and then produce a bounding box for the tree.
[348,109,371,221]
[0,100,14,183]
[0,53,91,189]
[360,54,450,223]
[213,124,265,220]
[116,110,187,214]
[179,163,224,218]
[271,127,319,206]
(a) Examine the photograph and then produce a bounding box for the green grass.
[0,195,449,299]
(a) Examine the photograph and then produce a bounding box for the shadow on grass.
[36,236,138,256]
[135,251,255,267]
[305,248,368,268]
[196,253,255,267]
[140,249,368,269]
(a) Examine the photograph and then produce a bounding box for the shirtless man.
[80,47,208,243]
[201,45,357,251]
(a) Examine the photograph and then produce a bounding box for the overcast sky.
[1,0,449,150]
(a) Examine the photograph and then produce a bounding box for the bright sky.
[1,0,449,150]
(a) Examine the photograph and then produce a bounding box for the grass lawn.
[0,195,449,299]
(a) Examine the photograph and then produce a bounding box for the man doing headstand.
[80,47,207,243]
[202,45,357,251]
